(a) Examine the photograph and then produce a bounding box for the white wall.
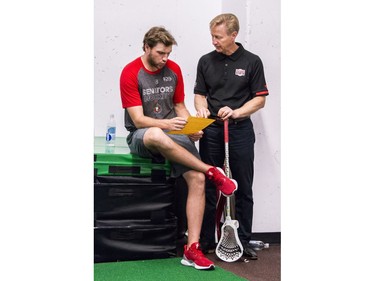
[94,0,221,136]
[94,0,280,233]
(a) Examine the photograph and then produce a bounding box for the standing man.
[120,26,238,270]
[194,14,269,260]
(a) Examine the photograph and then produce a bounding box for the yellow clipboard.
[167,116,215,135]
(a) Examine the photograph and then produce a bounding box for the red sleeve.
[166,60,185,104]
[120,58,143,108]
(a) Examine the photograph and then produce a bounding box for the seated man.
[119,26,237,270]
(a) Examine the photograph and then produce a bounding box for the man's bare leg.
[182,170,206,247]
[143,127,211,172]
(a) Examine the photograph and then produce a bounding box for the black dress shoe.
[243,245,258,260]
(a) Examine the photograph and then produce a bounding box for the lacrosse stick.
[215,119,243,262]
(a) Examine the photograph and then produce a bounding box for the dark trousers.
[199,119,255,245]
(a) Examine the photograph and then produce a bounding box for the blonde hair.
[209,13,239,35]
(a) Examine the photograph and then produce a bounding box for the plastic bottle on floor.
[105,114,116,146]
[249,240,269,251]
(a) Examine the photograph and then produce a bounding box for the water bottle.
[105,114,116,146]
[249,240,269,251]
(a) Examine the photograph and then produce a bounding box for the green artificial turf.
[94,257,248,281]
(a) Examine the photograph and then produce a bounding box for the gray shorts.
[126,128,201,178]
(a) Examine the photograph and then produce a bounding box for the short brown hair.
[142,26,177,51]
[209,13,240,35]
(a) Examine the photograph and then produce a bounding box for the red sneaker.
[181,242,215,270]
[206,167,238,197]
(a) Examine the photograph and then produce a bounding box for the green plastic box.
[94,137,171,177]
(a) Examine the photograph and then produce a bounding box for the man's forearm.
[233,96,266,119]
[174,102,191,119]
[194,94,208,111]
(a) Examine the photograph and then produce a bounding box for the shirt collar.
[215,42,244,61]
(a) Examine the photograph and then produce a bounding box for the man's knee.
[184,170,206,189]
[144,127,169,147]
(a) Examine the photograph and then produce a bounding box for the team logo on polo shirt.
[153,101,162,114]
[235,69,246,77]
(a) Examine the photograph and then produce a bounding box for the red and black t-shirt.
[194,43,269,118]
[120,57,185,132]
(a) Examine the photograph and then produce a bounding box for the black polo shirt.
[194,43,269,117]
